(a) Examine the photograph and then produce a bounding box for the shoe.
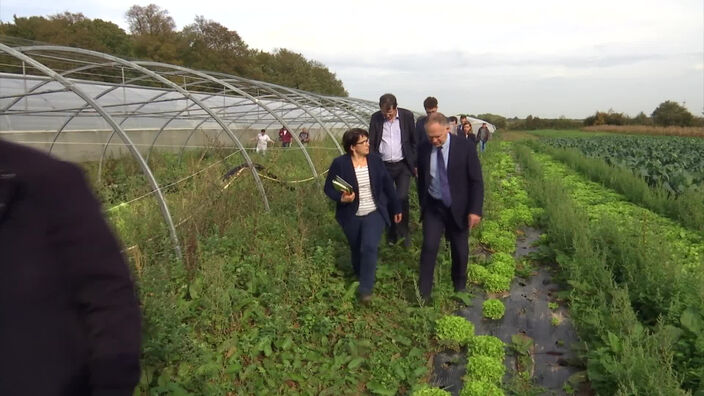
[402,237,411,248]
[454,287,468,294]
[420,295,432,306]
[358,293,372,305]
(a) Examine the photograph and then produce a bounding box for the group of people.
[417,98,491,153]
[254,127,310,155]
[325,94,485,304]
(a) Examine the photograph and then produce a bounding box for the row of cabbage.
[541,135,704,196]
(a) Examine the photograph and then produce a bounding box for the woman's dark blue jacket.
[324,153,401,226]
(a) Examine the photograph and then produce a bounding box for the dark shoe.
[454,287,467,293]
[402,237,411,248]
[420,295,432,306]
[358,293,372,305]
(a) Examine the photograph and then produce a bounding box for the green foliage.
[435,316,475,348]
[0,5,348,96]
[483,273,512,293]
[652,100,694,127]
[460,381,505,396]
[467,264,489,284]
[539,135,704,197]
[482,299,506,320]
[465,355,506,384]
[468,336,505,361]
[411,385,452,396]
[513,142,703,393]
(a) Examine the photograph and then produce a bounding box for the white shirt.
[429,134,451,200]
[379,111,404,162]
[256,133,273,148]
[354,166,376,216]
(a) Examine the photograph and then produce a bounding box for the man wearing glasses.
[368,93,417,248]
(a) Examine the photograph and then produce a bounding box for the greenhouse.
[0,43,412,258]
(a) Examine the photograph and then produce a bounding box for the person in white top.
[255,129,274,155]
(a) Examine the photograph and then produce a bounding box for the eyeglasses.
[355,139,369,145]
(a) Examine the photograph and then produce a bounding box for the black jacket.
[417,134,484,229]
[324,153,401,227]
[368,107,417,171]
[0,140,141,396]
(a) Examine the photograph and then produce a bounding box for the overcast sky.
[1,0,702,118]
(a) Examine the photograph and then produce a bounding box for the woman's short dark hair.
[342,128,369,154]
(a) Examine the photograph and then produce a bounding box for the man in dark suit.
[0,140,141,395]
[414,96,438,148]
[416,112,484,302]
[368,93,416,247]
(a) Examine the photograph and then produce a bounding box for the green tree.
[181,16,252,76]
[651,100,693,127]
[126,4,184,64]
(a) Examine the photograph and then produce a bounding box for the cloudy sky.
[1,0,702,118]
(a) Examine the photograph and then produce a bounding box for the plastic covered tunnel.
[0,43,405,259]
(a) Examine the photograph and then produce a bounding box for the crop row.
[541,135,704,195]
[514,143,704,394]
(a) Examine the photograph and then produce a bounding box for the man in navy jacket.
[416,112,484,302]
[0,140,141,396]
[368,93,416,247]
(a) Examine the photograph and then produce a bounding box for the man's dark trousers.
[340,210,386,295]
[384,161,410,244]
[419,197,469,298]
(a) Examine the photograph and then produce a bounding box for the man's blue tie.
[437,146,452,207]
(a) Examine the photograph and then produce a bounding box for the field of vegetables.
[93,128,704,395]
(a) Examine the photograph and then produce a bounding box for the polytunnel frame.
[133,61,322,186]
[0,43,184,260]
[0,44,386,261]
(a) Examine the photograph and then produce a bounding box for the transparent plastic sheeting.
[0,44,412,260]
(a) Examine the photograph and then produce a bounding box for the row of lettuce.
[412,142,540,395]
[513,138,704,394]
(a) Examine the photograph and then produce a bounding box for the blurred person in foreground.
[416,113,484,303]
[368,93,416,247]
[324,128,402,303]
[0,139,141,395]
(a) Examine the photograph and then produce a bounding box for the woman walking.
[324,128,402,303]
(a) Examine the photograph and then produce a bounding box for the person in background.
[477,122,491,152]
[324,128,402,304]
[458,115,469,134]
[415,96,438,148]
[368,93,416,248]
[299,128,311,144]
[460,121,477,149]
[255,129,275,155]
[448,116,459,135]
[0,140,141,396]
[416,113,484,303]
[279,127,292,148]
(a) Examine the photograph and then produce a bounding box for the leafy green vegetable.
[460,380,505,396]
[435,315,475,348]
[410,384,452,396]
[468,335,505,360]
[465,355,506,384]
[483,299,506,320]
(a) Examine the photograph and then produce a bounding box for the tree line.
[470,100,702,130]
[0,4,349,96]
